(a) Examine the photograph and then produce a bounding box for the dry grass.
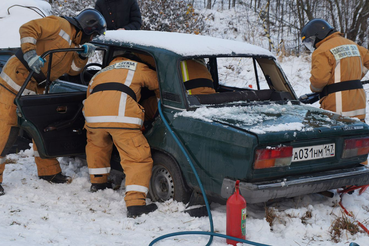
[264,201,365,244]
[301,210,313,224]
[265,206,278,229]
[4,158,17,164]
[329,213,362,243]
[362,205,369,213]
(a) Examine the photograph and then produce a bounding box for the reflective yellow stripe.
[334,61,343,114]
[89,167,111,175]
[362,65,368,76]
[118,92,127,117]
[341,108,366,117]
[0,71,36,95]
[181,60,192,94]
[84,115,143,126]
[181,61,189,82]
[21,37,37,45]
[71,60,82,72]
[310,84,323,92]
[117,70,135,117]
[126,184,148,194]
[124,69,134,87]
[59,29,72,45]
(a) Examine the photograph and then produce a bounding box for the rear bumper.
[221,166,369,204]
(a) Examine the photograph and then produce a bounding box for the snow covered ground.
[1,1,369,246]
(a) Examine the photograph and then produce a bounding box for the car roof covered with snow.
[95,30,275,58]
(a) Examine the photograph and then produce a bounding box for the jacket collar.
[73,30,83,45]
[315,32,343,48]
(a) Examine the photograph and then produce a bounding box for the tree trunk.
[346,1,369,44]
[207,0,212,9]
[266,0,272,51]
[296,0,305,32]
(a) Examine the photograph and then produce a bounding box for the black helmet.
[301,18,334,51]
[75,9,107,36]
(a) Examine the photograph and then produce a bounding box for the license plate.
[292,143,335,162]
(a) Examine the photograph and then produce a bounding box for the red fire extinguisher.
[226,180,246,245]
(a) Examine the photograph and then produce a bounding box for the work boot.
[184,205,208,218]
[90,182,112,192]
[0,183,4,196]
[39,172,72,184]
[127,203,158,218]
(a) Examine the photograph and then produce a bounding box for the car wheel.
[149,152,191,204]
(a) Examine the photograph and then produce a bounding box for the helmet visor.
[302,36,316,52]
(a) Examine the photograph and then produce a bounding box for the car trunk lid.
[203,102,368,143]
[184,102,369,181]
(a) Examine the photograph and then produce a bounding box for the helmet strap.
[80,32,91,44]
[314,37,321,48]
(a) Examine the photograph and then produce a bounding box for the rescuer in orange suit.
[83,52,160,218]
[0,9,106,196]
[181,58,216,95]
[301,18,369,121]
[302,19,369,168]
[141,58,216,122]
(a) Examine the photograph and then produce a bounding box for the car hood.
[177,102,369,144]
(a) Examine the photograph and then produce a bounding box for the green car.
[11,30,369,205]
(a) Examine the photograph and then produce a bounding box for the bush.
[139,0,206,34]
[330,213,362,243]
[49,0,94,16]
[49,0,206,34]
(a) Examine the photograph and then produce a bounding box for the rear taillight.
[342,137,369,158]
[254,146,293,169]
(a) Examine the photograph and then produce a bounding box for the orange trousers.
[85,127,153,207]
[0,84,61,183]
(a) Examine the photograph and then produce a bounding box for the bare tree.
[345,1,369,45]
[321,0,369,47]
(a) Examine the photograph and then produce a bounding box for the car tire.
[149,152,191,204]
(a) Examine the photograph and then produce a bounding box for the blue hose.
[149,100,270,246]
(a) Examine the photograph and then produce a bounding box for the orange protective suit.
[310,32,369,121]
[83,56,159,207]
[140,59,216,122]
[0,16,88,183]
[181,59,216,95]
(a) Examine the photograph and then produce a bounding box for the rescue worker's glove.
[23,50,46,74]
[299,92,320,104]
[78,43,96,58]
